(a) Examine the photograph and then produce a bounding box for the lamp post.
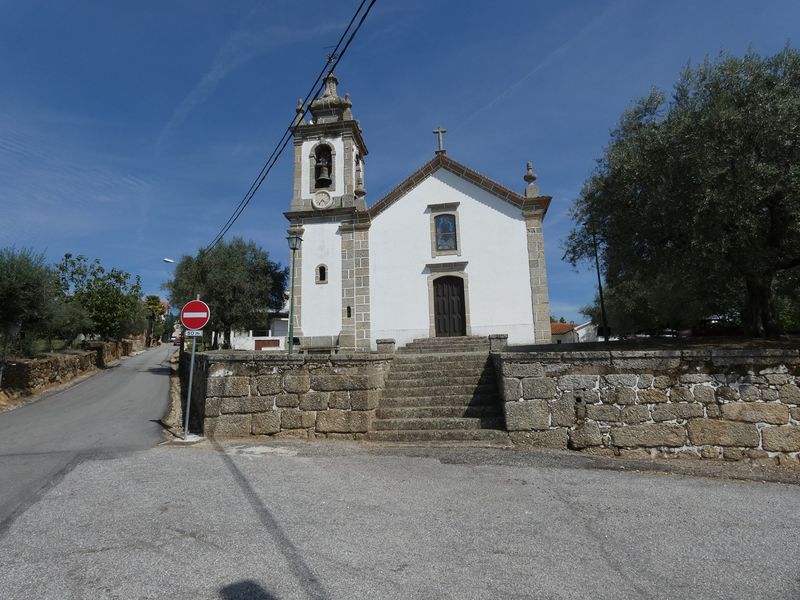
[591,228,610,343]
[286,232,302,354]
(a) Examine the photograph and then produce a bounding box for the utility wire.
[205,0,367,248]
[205,0,377,251]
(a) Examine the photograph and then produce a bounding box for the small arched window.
[434,214,457,251]
[315,264,328,284]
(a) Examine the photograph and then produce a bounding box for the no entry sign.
[180,299,210,330]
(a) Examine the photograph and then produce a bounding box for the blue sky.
[1,1,798,321]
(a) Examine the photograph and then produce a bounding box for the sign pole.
[184,334,197,440]
[180,294,209,441]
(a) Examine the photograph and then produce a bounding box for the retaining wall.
[495,348,800,465]
[2,350,98,393]
[185,351,392,439]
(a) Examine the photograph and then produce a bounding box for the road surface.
[0,345,172,532]
[1,347,799,599]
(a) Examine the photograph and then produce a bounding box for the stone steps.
[367,429,510,443]
[398,336,491,354]
[373,417,504,431]
[371,347,504,443]
[398,345,490,354]
[376,405,502,419]
[383,383,498,398]
[379,394,500,408]
[388,354,492,366]
[385,374,497,386]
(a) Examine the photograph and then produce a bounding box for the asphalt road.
[1,349,799,599]
[0,437,798,600]
[0,345,172,532]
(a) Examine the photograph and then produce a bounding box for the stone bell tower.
[284,73,372,352]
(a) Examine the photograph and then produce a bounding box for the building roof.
[369,153,551,219]
[551,322,577,335]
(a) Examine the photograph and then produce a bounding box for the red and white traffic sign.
[180,299,210,330]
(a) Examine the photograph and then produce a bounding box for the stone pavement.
[0,439,798,599]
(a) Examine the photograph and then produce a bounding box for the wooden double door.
[433,276,466,337]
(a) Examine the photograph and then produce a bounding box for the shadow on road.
[139,366,170,375]
[211,439,328,600]
[219,579,279,600]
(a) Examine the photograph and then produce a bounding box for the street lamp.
[286,232,302,354]
[163,258,175,264]
[590,228,610,343]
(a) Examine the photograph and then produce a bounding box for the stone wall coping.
[200,351,393,365]
[497,347,799,363]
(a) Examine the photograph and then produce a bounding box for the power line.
[206,0,368,249]
[205,0,378,251]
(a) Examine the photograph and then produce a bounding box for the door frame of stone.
[426,263,471,338]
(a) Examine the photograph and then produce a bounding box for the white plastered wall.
[370,168,535,349]
[300,220,342,337]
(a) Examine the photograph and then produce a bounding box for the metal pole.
[592,229,610,343]
[183,335,197,440]
[287,247,296,354]
[183,293,201,440]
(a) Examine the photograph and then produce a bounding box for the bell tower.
[285,73,372,352]
[289,73,368,212]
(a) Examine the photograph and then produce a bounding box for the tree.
[0,248,59,385]
[565,48,800,337]
[144,295,166,346]
[165,238,287,348]
[57,254,145,340]
[40,296,92,351]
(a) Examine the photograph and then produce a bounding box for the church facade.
[284,74,552,351]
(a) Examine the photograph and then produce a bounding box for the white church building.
[285,74,552,352]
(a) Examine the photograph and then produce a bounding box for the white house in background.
[231,297,290,351]
[551,321,598,344]
[283,73,552,351]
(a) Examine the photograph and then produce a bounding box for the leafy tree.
[565,48,800,337]
[0,248,60,384]
[165,238,287,348]
[144,295,166,346]
[57,254,145,340]
[41,296,92,351]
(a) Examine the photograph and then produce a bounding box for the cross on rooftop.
[433,127,447,154]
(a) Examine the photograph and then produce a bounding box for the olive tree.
[565,48,800,336]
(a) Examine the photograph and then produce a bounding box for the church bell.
[316,163,332,188]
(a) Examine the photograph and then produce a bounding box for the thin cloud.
[0,111,156,248]
[454,3,617,131]
[156,17,342,152]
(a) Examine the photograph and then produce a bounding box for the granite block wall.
[494,348,800,465]
[188,351,391,439]
[2,350,98,393]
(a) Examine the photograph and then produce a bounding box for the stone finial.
[309,73,350,123]
[524,162,539,198]
[292,98,305,127]
[323,73,338,97]
[354,159,366,198]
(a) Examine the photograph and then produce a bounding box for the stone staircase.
[368,338,507,443]
[397,336,491,354]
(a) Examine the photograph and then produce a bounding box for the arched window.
[314,144,333,189]
[315,264,328,284]
[434,214,457,251]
